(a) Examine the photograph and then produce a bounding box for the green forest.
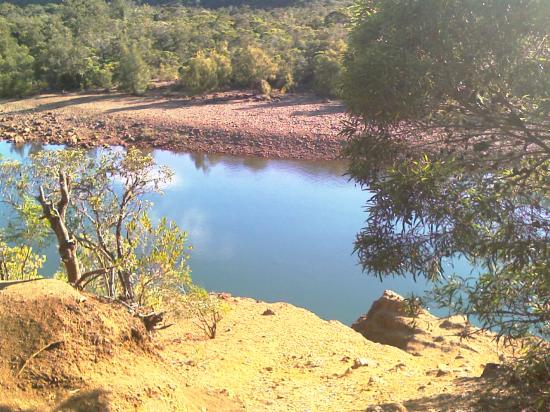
[0,0,350,97]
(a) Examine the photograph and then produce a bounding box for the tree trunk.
[117,270,134,300]
[36,172,81,284]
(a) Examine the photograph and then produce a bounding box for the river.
[0,142,440,324]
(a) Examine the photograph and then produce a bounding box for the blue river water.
[0,142,456,324]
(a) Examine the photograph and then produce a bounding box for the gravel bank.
[0,91,349,160]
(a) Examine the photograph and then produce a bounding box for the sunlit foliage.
[0,0,350,97]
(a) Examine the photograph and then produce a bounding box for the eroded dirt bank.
[0,91,348,160]
[0,279,522,412]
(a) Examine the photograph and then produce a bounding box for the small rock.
[305,359,323,368]
[262,309,276,316]
[436,365,451,377]
[352,357,376,369]
[368,376,385,385]
[481,363,507,379]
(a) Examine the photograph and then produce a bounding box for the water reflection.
[184,151,349,181]
[7,142,46,158]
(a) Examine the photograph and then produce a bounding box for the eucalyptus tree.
[0,148,191,304]
[343,2,549,399]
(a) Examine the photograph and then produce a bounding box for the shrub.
[312,50,343,98]
[0,242,45,281]
[180,52,220,95]
[231,46,277,89]
[183,286,228,339]
[259,79,271,96]
[118,42,151,95]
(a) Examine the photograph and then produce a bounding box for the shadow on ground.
[0,389,111,412]
[367,377,522,412]
[52,389,111,412]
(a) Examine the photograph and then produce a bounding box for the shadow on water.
[172,151,350,179]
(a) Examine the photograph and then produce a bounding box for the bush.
[512,343,550,410]
[231,46,277,89]
[180,52,220,95]
[183,286,228,339]
[155,51,181,82]
[259,79,271,95]
[118,42,151,95]
[312,50,343,98]
[131,216,192,309]
[0,241,45,281]
[82,59,114,90]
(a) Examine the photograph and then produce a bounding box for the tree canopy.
[343,0,549,404]
[0,0,350,97]
[343,1,549,404]
[344,0,549,335]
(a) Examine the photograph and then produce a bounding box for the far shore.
[0,90,349,160]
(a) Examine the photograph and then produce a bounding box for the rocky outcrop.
[351,290,484,355]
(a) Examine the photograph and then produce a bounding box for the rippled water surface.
[0,142,440,324]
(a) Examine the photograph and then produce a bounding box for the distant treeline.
[0,0,350,98]
[6,0,315,8]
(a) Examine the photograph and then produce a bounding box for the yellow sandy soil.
[0,279,515,411]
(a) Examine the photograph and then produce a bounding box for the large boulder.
[351,290,474,353]
[351,290,433,350]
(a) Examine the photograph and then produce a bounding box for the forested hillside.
[6,0,315,7]
[0,0,350,98]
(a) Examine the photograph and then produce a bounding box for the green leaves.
[0,241,45,281]
[344,0,550,349]
[1,0,354,97]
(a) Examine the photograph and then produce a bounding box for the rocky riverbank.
[0,91,348,160]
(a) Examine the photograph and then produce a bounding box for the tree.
[0,17,35,97]
[231,46,277,89]
[343,0,549,403]
[37,171,82,284]
[118,41,151,95]
[312,47,344,98]
[0,149,191,303]
[0,0,352,98]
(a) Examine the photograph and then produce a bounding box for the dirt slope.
[0,91,347,160]
[0,279,513,411]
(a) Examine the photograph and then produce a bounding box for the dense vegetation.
[7,1,313,7]
[343,0,549,407]
[0,0,350,98]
